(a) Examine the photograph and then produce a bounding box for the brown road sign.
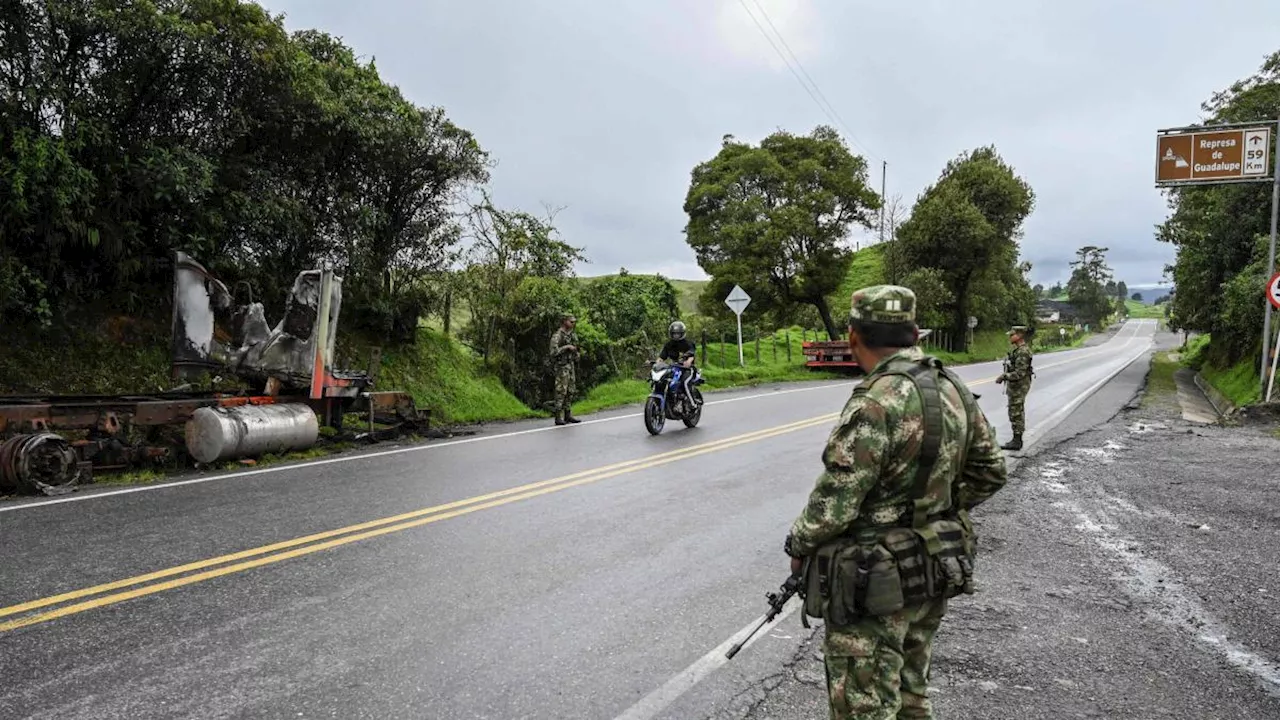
[1155,126,1271,185]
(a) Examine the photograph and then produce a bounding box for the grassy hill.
[1124,298,1167,319]
[834,244,887,303]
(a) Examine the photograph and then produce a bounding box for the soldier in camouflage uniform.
[549,314,581,425]
[995,325,1033,451]
[784,285,1008,719]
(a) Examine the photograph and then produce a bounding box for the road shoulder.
[719,339,1280,720]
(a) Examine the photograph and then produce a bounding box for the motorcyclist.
[658,321,701,409]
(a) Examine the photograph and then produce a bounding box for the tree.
[1131,292,1143,302]
[1048,282,1065,298]
[1157,49,1280,361]
[1032,283,1045,299]
[683,126,881,339]
[1116,281,1129,303]
[1067,246,1114,324]
[892,146,1036,345]
[0,1,488,343]
[879,193,912,283]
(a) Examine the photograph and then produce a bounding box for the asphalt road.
[0,320,1156,720]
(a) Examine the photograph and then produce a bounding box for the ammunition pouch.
[802,516,976,624]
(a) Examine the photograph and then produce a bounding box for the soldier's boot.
[554,410,566,426]
[1001,433,1023,451]
[564,410,581,424]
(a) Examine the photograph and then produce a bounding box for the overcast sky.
[260,0,1280,289]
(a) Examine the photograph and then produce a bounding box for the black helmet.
[669,321,686,340]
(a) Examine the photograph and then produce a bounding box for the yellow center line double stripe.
[0,339,1142,633]
[0,413,838,633]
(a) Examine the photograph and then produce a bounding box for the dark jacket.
[660,337,696,362]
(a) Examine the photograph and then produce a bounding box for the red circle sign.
[1270,271,1280,310]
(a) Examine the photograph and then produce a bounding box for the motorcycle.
[644,359,704,435]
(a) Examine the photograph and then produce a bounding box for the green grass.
[1200,358,1261,408]
[669,279,709,315]
[1178,333,1261,408]
[1142,351,1179,408]
[834,245,887,306]
[1124,299,1167,319]
[376,329,539,424]
[0,315,175,394]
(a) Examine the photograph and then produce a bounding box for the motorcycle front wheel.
[644,396,666,435]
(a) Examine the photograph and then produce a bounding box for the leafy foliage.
[682,126,881,339]
[0,0,487,337]
[1067,246,1114,325]
[1158,50,1280,362]
[890,146,1036,346]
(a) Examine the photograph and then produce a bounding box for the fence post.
[755,333,761,364]
[721,335,726,367]
[786,330,792,363]
[701,331,707,367]
[772,332,777,363]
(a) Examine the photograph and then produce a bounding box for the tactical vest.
[1003,344,1034,381]
[803,355,980,625]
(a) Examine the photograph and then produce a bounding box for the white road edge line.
[613,598,804,720]
[1023,327,1154,451]
[0,320,1153,514]
[613,320,1157,718]
[0,381,853,514]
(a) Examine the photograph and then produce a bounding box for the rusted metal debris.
[0,433,86,496]
[0,253,432,495]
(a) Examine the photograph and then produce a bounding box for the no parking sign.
[1269,271,1280,310]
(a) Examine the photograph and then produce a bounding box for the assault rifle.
[725,561,809,660]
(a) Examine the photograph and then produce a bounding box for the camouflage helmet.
[1007,325,1029,337]
[850,285,916,325]
[561,312,577,323]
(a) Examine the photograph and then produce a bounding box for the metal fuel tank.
[185,403,319,465]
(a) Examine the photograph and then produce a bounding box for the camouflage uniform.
[997,327,1033,450]
[787,285,1008,720]
[549,316,580,423]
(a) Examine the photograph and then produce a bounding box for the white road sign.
[724,285,751,316]
[724,285,751,366]
[1268,271,1280,310]
[967,316,978,329]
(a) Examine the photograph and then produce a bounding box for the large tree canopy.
[1157,50,1280,361]
[682,126,881,339]
[0,0,488,336]
[891,146,1036,345]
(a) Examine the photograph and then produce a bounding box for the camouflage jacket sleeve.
[549,330,574,359]
[955,403,1008,511]
[788,395,888,556]
[1003,346,1033,383]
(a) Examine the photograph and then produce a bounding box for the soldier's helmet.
[669,320,686,340]
[849,285,917,325]
[1007,325,1029,337]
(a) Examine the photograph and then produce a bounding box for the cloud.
[259,0,1280,291]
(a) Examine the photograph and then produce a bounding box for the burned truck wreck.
[0,252,430,496]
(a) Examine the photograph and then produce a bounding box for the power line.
[736,0,882,164]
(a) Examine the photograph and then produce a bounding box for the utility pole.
[879,160,887,244]
[1262,114,1280,394]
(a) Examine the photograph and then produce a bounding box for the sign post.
[724,285,751,366]
[1268,272,1280,402]
[1156,119,1280,394]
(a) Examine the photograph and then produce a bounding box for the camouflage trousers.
[1006,381,1030,435]
[824,597,947,719]
[553,363,576,412]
